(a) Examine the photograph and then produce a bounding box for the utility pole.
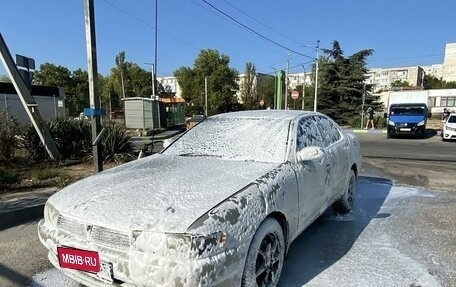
[314,40,320,112]
[84,0,103,173]
[285,54,290,110]
[154,0,158,82]
[204,77,208,117]
[302,66,306,110]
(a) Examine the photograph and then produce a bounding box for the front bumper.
[442,127,456,140]
[388,124,425,136]
[38,219,244,287]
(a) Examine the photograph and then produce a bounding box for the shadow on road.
[0,263,45,287]
[279,176,392,286]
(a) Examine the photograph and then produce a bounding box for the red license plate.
[57,246,100,272]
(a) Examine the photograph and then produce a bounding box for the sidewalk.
[0,128,186,230]
[0,187,58,229]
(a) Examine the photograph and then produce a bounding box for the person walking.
[365,106,375,129]
[442,108,450,121]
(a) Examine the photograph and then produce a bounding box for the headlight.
[388,120,395,126]
[417,120,425,126]
[133,231,227,259]
[446,126,456,131]
[44,202,59,227]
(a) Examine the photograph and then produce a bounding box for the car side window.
[313,115,341,147]
[296,116,324,150]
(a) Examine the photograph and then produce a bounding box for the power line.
[221,0,304,46]
[200,0,314,60]
[101,0,201,60]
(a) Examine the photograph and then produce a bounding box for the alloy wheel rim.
[255,232,282,287]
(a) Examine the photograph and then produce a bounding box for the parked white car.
[38,110,362,287]
[442,113,456,141]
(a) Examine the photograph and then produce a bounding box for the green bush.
[101,121,134,163]
[0,113,22,163]
[21,117,134,163]
[22,117,92,160]
[0,169,20,188]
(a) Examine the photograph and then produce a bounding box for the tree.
[174,49,239,116]
[34,63,72,88]
[391,80,410,88]
[424,75,456,89]
[315,41,380,124]
[115,51,126,99]
[240,62,257,109]
[0,74,11,82]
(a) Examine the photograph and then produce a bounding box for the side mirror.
[297,146,325,162]
[383,112,388,119]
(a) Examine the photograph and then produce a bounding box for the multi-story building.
[156,76,182,98]
[364,66,425,92]
[287,72,313,90]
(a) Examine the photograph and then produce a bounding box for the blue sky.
[1,0,455,77]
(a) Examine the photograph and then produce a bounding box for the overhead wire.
[221,0,304,46]
[200,0,314,60]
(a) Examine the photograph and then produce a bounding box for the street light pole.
[301,65,306,110]
[314,40,320,112]
[145,62,160,128]
[285,54,290,110]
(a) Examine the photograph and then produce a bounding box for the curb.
[346,129,387,134]
[0,204,44,230]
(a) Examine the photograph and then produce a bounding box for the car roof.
[210,110,319,121]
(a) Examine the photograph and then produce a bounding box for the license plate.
[57,247,100,272]
[400,128,411,131]
[98,260,113,282]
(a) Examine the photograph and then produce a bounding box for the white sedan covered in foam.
[38,110,362,287]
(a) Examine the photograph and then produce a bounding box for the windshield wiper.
[178,153,220,158]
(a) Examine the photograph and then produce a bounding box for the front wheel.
[241,218,285,287]
[333,169,357,214]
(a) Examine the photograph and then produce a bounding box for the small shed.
[123,97,156,130]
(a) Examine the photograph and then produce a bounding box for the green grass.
[30,168,63,180]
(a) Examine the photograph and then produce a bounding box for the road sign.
[291,90,299,100]
[16,54,35,70]
[259,99,265,106]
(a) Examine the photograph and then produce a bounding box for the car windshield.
[163,117,290,163]
[391,106,426,116]
[448,115,456,123]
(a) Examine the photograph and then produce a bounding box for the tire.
[241,218,285,287]
[333,169,357,214]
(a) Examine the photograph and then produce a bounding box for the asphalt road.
[357,132,456,191]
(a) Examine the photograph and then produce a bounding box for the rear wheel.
[241,218,285,287]
[333,169,357,214]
